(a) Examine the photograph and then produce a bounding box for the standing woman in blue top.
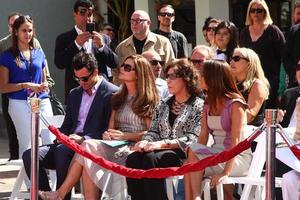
[0,15,53,157]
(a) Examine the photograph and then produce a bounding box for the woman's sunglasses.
[206,26,217,32]
[250,8,265,14]
[230,55,249,62]
[73,70,94,82]
[166,73,179,80]
[121,63,135,72]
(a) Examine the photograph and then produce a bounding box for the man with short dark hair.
[0,12,54,161]
[153,4,188,58]
[55,0,117,103]
[23,52,118,200]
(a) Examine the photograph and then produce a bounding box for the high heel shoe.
[38,190,62,200]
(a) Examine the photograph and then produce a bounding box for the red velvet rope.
[48,125,300,179]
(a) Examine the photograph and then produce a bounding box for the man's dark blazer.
[54,27,118,102]
[283,24,300,88]
[22,79,118,198]
[59,78,119,138]
[280,86,300,127]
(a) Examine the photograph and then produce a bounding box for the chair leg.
[100,172,112,200]
[166,178,174,200]
[202,179,211,200]
[216,183,224,200]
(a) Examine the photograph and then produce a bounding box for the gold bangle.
[21,83,24,89]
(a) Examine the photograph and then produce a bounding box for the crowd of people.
[1,0,300,199]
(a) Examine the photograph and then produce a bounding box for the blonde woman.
[240,0,285,109]
[230,47,269,126]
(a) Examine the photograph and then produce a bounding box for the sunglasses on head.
[190,59,204,65]
[121,63,135,72]
[78,8,93,17]
[166,73,178,80]
[230,55,249,62]
[150,60,165,66]
[73,70,94,82]
[250,8,265,14]
[206,26,217,32]
[159,12,175,17]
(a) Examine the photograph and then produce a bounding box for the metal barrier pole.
[265,109,277,200]
[29,98,41,200]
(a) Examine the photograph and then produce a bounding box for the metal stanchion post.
[265,109,277,200]
[29,97,41,200]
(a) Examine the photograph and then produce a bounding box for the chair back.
[246,132,266,178]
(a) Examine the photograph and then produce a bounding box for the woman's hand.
[25,82,48,93]
[106,129,127,140]
[143,141,164,152]
[133,140,149,152]
[210,172,229,188]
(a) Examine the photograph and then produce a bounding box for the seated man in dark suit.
[55,0,117,103]
[22,52,118,200]
[280,62,300,127]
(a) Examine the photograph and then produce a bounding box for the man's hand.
[92,31,104,49]
[75,32,92,47]
[69,134,85,144]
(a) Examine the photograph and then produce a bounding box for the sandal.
[38,190,62,200]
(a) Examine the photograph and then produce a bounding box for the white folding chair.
[209,133,267,200]
[203,131,280,200]
[9,115,65,199]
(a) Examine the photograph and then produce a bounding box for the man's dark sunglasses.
[250,8,265,14]
[78,8,93,17]
[121,63,135,72]
[104,28,114,32]
[150,60,165,66]
[73,70,94,82]
[159,12,175,17]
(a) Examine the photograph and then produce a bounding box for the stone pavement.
[0,137,26,200]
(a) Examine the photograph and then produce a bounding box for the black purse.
[49,88,65,115]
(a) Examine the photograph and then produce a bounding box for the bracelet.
[164,139,171,147]
[21,83,24,89]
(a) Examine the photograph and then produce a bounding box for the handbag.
[49,88,65,115]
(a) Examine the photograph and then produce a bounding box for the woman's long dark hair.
[202,59,244,111]
[9,15,35,67]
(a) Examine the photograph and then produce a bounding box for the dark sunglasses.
[250,8,265,14]
[230,55,249,62]
[78,8,93,17]
[104,28,114,32]
[159,12,175,17]
[166,73,178,80]
[150,60,165,66]
[121,63,135,72]
[73,71,94,82]
[206,26,217,32]
[190,59,204,65]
